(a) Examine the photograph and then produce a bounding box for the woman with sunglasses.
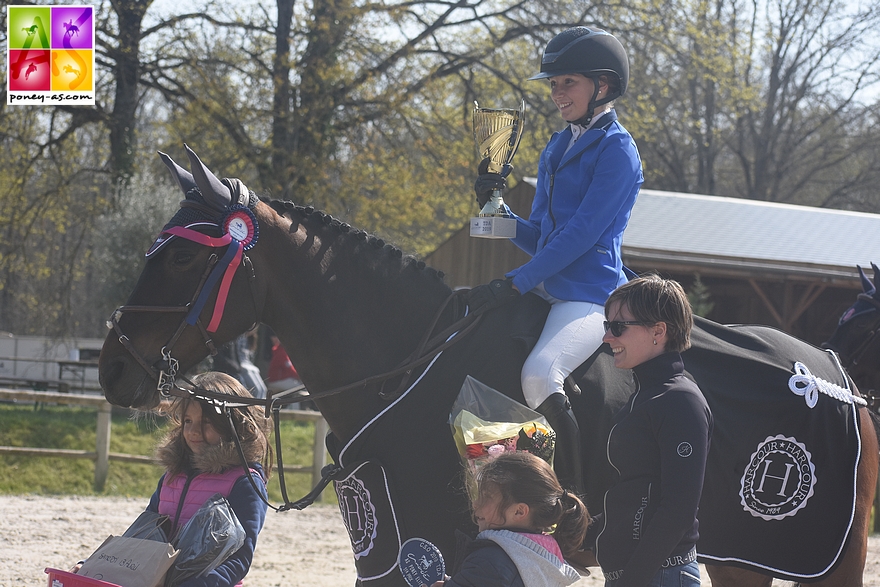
[589,275,713,587]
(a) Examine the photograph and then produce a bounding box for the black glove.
[474,158,512,209]
[467,278,520,313]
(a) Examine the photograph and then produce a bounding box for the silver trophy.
[471,100,525,239]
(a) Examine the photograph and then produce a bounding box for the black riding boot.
[536,392,584,496]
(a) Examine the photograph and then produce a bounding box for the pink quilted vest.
[159,467,259,587]
[159,467,257,531]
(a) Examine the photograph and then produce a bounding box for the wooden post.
[312,417,329,502]
[95,402,112,491]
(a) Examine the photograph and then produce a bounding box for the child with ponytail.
[435,451,588,587]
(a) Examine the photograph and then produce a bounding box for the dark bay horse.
[824,263,880,416]
[99,147,877,587]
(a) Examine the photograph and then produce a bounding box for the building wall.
[627,270,858,346]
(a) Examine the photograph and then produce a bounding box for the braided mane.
[267,200,448,284]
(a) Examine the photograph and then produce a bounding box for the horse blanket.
[323,299,538,586]
[686,317,862,581]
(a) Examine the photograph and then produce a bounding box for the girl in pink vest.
[148,371,272,587]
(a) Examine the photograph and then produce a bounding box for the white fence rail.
[0,389,328,497]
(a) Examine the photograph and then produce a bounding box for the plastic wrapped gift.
[450,376,555,493]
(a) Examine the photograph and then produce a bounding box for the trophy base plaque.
[470,216,516,239]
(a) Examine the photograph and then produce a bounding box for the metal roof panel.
[519,181,880,278]
[624,190,880,272]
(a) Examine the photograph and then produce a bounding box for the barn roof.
[519,179,880,282]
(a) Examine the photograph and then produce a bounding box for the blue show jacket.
[505,111,643,303]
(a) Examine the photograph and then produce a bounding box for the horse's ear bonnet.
[159,150,198,195]
[185,145,235,212]
[838,263,879,325]
[147,145,254,257]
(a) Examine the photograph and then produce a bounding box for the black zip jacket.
[595,352,712,587]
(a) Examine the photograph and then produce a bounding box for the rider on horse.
[474,27,643,494]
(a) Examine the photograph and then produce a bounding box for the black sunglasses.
[603,320,647,337]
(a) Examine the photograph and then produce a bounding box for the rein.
[114,222,491,511]
[155,287,482,409]
[110,191,500,511]
[160,286,490,512]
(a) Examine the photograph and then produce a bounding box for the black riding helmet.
[530,27,629,126]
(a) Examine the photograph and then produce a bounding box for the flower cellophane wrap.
[450,376,555,497]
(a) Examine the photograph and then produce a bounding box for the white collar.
[569,107,614,139]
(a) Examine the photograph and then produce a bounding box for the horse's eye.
[173,251,194,266]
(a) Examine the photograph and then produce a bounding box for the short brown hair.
[605,274,694,352]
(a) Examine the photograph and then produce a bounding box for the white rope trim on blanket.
[788,362,867,408]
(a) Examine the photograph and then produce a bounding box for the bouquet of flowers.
[453,409,555,474]
[450,377,555,493]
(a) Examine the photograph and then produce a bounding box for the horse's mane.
[267,199,450,287]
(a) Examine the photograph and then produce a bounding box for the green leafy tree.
[112,2,616,218]
[5,0,880,339]
[0,109,106,336]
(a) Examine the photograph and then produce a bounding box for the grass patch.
[0,403,333,503]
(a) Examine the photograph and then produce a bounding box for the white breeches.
[521,289,605,409]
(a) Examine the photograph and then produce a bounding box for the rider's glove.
[474,158,512,209]
[467,278,520,313]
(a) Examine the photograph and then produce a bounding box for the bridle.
[108,207,262,401]
[108,233,483,410]
[106,198,503,510]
